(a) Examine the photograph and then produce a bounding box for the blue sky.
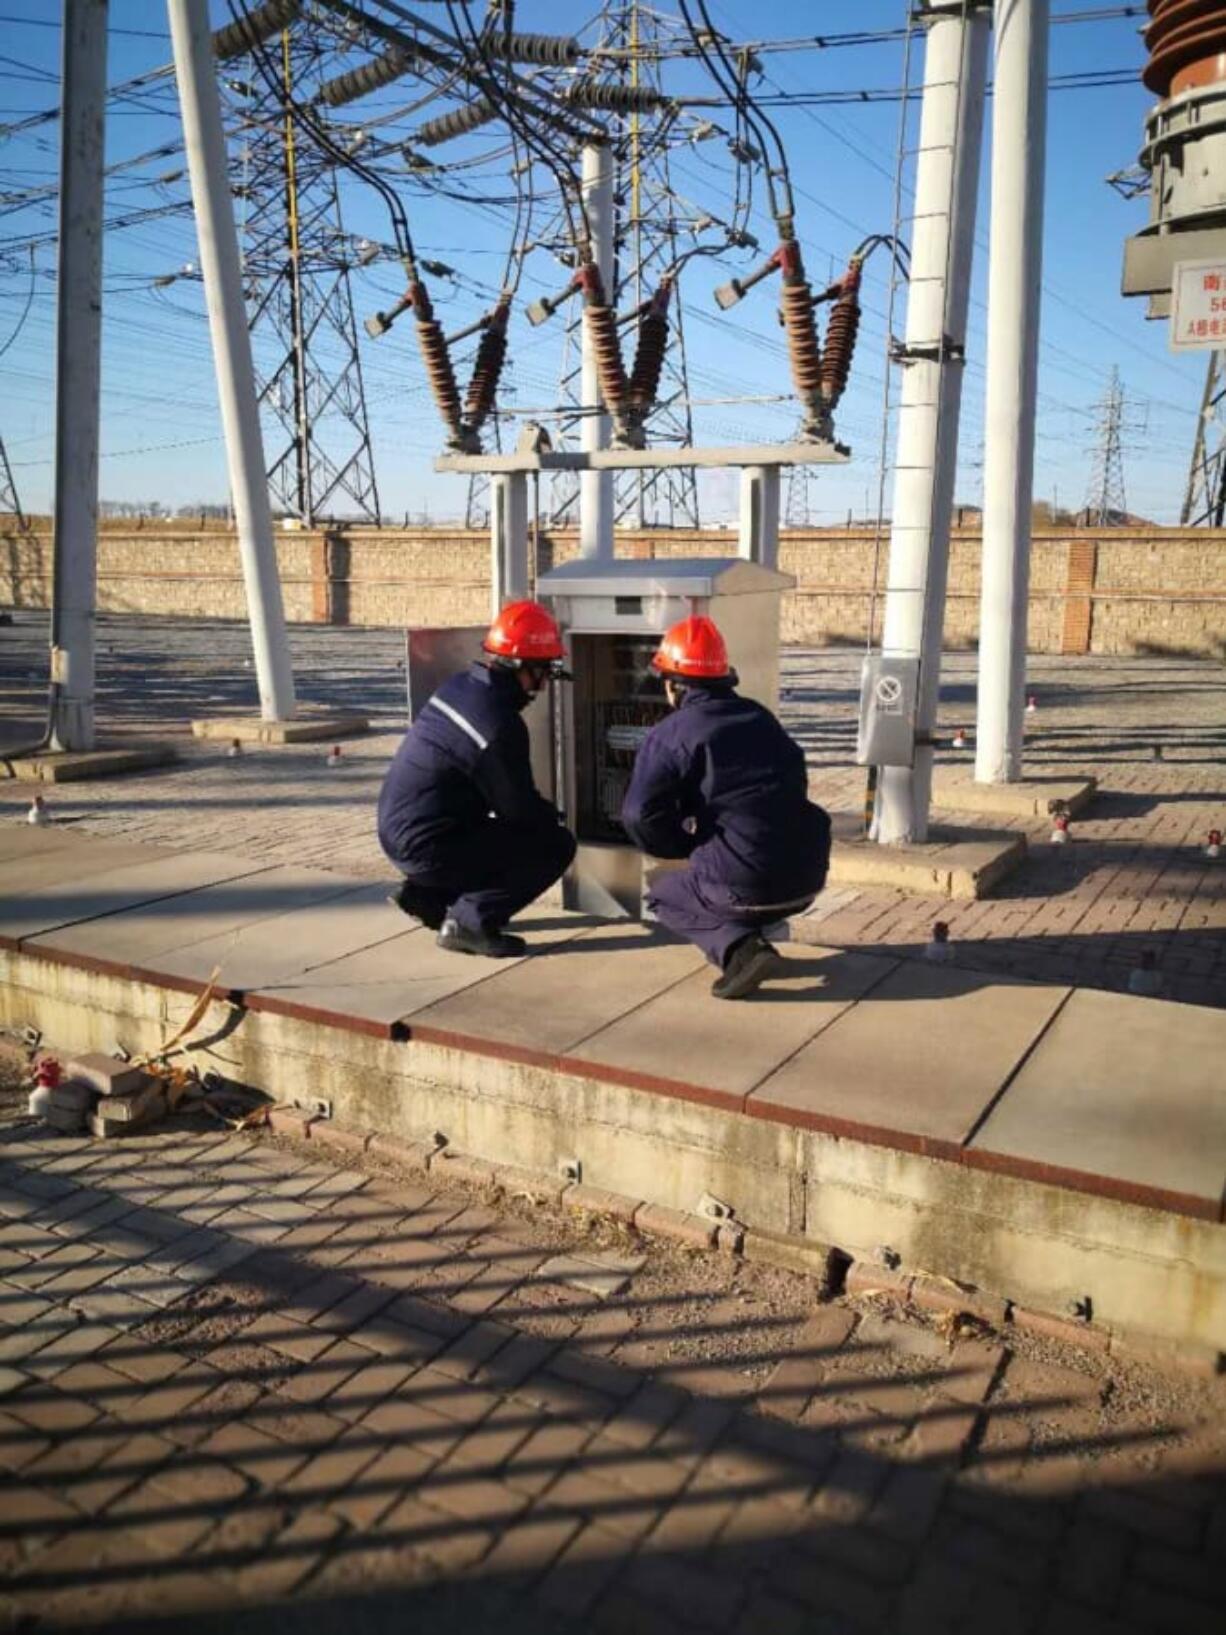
[0,1,1204,525]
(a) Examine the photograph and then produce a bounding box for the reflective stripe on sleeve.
[427,695,489,751]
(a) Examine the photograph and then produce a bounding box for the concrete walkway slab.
[747,962,1070,1149]
[0,824,91,864]
[0,835,161,898]
[971,987,1226,1211]
[250,909,593,1036]
[151,880,407,993]
[23,861,356,973]
[0,840,194,946]
[407,922,707,1057]
[570,944,899,1109]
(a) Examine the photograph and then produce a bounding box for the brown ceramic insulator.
[628,312,669,412]
[415,315,463,436]
[780,278,823,403]
[463,319,508,432]
[1143,0,1226,95]
[821,286,861,408]
[584,301,630,413]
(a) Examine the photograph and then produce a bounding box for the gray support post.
[490,472,530,613]
[47,0,108,752]
[579,143,615,561]
[737,465,781,568]
[168,0,296,721]
[975,0,1049,785]
[873,4,989,844]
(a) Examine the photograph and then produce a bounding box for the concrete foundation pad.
[931,767,1097,819]
[191,713,370,745]
[826,821,1026,900]
[5,742,177,782]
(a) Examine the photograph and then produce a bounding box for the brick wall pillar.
[310,533,351,625]
[1061,538,1097,655]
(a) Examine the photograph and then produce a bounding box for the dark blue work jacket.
[377,662,556,871]
[621,685,830,908]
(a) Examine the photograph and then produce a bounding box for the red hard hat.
[483,600,565,663]
[652,615,730,680]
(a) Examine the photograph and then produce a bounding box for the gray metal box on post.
[857,655,920,767]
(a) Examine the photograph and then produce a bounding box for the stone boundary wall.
[3,519,1225,658]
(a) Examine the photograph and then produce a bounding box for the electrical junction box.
[857,655,919,767]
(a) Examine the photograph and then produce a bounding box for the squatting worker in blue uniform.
[621,616,831,1001]
[377,600,576,960]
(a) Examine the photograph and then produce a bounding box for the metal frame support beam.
[48,0,108,753]
[490,472,530,613]
[873,2,990,844]
[579,143,615,561]
[976,0,1048,786]
[738,465,780,569]
[168,0,296,722]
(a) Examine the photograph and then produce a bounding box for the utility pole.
[169,0,296,721]
[873,2,990,844]
[47,0,107,753]
[579,142,615,561]
[1181,351,1226,526]
[1082,366,1130,525]
[0,436,25,530]
[975,0,1048,787]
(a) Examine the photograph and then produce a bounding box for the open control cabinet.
[539,556,793,919]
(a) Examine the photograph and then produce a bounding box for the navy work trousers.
[648,867,815,969]
[395,819,576,935]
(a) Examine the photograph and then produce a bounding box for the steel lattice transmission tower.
[1082,366,1132,525]
[228,24,381,525]
[784,464,815,528]
[548,3,699,532]
[0,436,25,529]
[1181,351,1226,527]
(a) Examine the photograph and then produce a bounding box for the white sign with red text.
[1171,259,1226,352]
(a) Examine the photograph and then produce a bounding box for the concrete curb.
[264,1104,1221,1377]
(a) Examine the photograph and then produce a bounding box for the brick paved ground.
[2,613,1225,1006]
[0,1088,1223,1635]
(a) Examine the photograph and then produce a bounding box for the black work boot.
[388,879,447,931]
[436,918,527,959]
[710,934,782,1001]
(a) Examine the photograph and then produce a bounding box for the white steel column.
[874,4,989,844]
[737,465,780,568]
[490,472,530,612]
[579,143,614,561]
[47,0,108,753]
[168,0,295,721]
[975,0,1048,784]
